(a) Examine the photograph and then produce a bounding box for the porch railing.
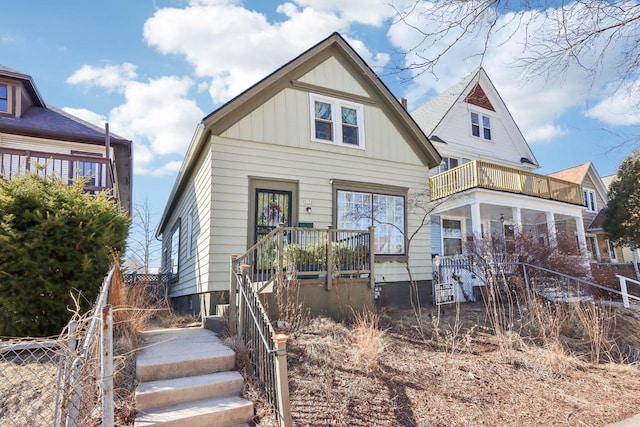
[0,147,114,193]
[227,224,374,426]
[429,160,583,205]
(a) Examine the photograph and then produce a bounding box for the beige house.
[157,33,441,314]
[548,162,618,263]
[0,65,132,213]
[411,68,588,300]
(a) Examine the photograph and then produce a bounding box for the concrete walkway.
[134,326,253,427]
[606,413,640,427]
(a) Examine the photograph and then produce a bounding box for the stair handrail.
[519,263,640,305]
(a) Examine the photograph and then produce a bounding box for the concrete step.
[136,371,244,412]
[134,395,253,427]
[137,327,235,382]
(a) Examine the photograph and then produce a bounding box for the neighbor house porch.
[429,160,587,256]
[0,146,117,196]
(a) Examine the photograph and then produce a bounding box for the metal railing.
[232,263,292,427]
[0,147,114,194]
[429,160,583,205]
[616,275,640,308]
[433,255,640,307]
[226,224,373,427]
[234,224,375,294]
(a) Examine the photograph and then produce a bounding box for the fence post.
[101,305,114,427]
[326,226,333,291]
[618,275,630,308]
[272,333,292,427]
[237,264,250,345]
[368,226,375,288]
[229,254,238,334]
[521,263,532,309]
[277,223,285,275]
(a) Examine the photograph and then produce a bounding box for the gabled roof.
[0,65,45,108]
[549,162,609,202]
[158,32,441,234]
[587,208,607,232]
[0,65,133,214]
[411,71,475,136]
[410,67,539,168]
[548,162,591,184]
[0,65,130,146]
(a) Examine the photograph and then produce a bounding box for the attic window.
[0,84,7,112]
[471,112,491,140]
[311,94,364,148]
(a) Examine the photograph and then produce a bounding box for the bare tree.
[126,198,161,273]
[394,1,640,87]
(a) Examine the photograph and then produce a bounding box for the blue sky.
[3,1,638,267]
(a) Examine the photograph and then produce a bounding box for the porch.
[429,160,583,205]
[0,146,115,194]
[230,224,376,320]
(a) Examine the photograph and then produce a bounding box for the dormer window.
[471,112,491,140]
[311,93,364,148]
[0,84,7,112]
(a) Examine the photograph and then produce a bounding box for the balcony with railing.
[429,160,583,205]
[0,147,114,194]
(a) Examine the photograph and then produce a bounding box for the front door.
[255,188,293,243]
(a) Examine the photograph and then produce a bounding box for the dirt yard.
[252,302,640,427]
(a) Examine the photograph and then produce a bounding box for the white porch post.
[511,207,522,233]
[470,203,482,239]
[574,215,588,256]
[546,212,557,247]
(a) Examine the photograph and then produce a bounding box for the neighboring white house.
[156,33,441,315]
[411,68,588,299]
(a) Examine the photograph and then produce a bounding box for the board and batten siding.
[165,145,213,298]
[224,87,423,164]
[203,132,433,293]
[297,56,369,98]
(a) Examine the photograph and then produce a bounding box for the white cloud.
[61,107,106,128]
[67,64,204,176]
[66,63,137,92]
[136,160,183,176]
[143,0,391,103]
[109,76,204,156]
[291,0,401,27]
[586,80,640,126]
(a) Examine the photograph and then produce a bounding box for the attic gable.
[464,83,495,111]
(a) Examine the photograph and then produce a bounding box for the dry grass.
[0,360,58,426]
[248,302,640,427]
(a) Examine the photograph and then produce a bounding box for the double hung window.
[311,94,364,148]
[0,84,7,112]
[471,112,491,140]
[442,219,463,256]
[583,189,597,212]
[336,189,405,255]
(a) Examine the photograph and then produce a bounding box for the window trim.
[186,207,195,259]
[0,84,8,112]
[442,217,464,256]
[310,93,365,149]
[332,180,407,258]
[169,221,181,276]
[583,189,597,213]
[470,111,492,141]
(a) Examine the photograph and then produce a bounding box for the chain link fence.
[0,266,115,427]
